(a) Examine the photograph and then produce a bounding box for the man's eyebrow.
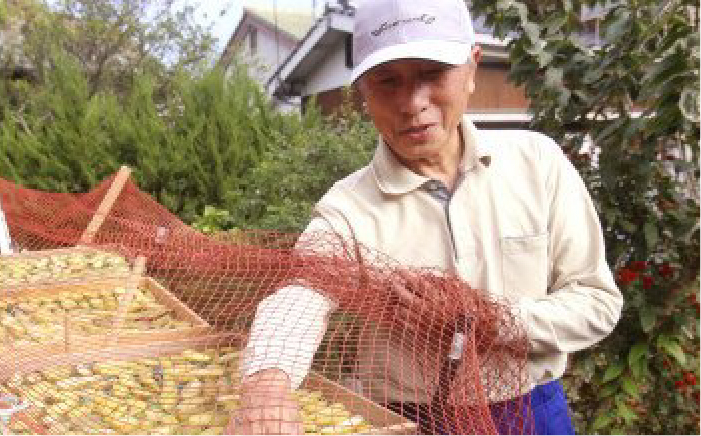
[367,67,394,77]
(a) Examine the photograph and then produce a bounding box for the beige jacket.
[242,117,622,403]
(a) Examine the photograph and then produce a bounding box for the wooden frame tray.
[0,276,210,361]
[302,374,417,434]
[0,246,133,290]
[0,334,416,435]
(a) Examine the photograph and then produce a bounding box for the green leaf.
[595,117,626,142]
[591,413,613,431]
[679,86,700,123]
[562,0,573,13]
[620,375,640,398]
[628,342,648,367]
[630,357,647,379]
[599,382,619,398]
[656,334,671,349]
[616,402,638,424]
[640,308,656,333]
[602,361,625,384]
[660,340,686,366]
[523,21,541,44]
[605,10,631,41]
[582,356,596,383]
[620,220,637,233]
[644,221,659,249]
[543,13,568,35]
[545,67,563,87]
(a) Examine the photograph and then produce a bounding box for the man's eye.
[422,69,444,79]
[377,77,398,86]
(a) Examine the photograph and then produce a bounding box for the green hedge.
[1,54,287,223]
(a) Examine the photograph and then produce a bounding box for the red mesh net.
[0,169,533,435]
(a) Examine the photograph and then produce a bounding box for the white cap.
[351,0,476,83]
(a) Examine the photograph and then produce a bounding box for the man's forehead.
[367,59,453,75]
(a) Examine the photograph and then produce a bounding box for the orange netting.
[0,170,533,435]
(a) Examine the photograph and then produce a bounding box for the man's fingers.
[391,280,418,305]
[228,416,301,436]
[228,400,302,435]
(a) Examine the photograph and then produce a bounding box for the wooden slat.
[302,373,418,434]
[112,255,147,328]
[78,165,132,245]
[0,333,240,378]
[143,275,210,335]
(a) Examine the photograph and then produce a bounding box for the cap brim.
[350,40,472,83]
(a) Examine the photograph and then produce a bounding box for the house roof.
[246,7,316,40]
[218,7,316,70]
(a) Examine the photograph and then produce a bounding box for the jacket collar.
[372,116,491,195]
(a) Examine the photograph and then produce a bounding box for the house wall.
[304,86,363,116]
[227,17,298,86]
[291,32,527,115]
[301,37,352,96]
[469,64,528,111]
[305,64,529,118]
[0,17,27,64]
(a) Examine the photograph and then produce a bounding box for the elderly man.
[227,0,622,434]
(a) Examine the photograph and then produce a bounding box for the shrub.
[227,99,377,232]
[469,0,700,432]
[0,53,288,223]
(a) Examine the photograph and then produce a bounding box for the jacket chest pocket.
[500,233,549,298]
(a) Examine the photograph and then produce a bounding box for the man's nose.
[398,81,430,116]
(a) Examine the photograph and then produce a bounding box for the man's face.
[357,53,478,164]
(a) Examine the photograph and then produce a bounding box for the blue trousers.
[491,380,576,435]
[387,380,575,434]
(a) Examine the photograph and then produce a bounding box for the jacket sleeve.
[240,214,346,389]
[518,135,623,356]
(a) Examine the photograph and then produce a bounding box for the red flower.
[659,262,674,279]
[642,275,654,290]
[616,268,639,286]
[684,372,697,386]
[631,261,648,271]
[675,380,686,389]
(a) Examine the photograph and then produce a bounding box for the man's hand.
[386,270,452,337]
[385,270,513,352]
[225,368,303,435]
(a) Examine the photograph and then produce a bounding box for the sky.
[190,0,326,54]
[43,0,328,55]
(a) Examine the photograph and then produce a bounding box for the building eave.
[266,11,353,97]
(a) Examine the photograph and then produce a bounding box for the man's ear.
[353,80,370,114]
[353,78,367,99]
[471,45,482,65]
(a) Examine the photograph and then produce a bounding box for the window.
[345,33,353,69]
[248,25,258,54]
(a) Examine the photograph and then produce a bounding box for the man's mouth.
[400,124,433,135]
